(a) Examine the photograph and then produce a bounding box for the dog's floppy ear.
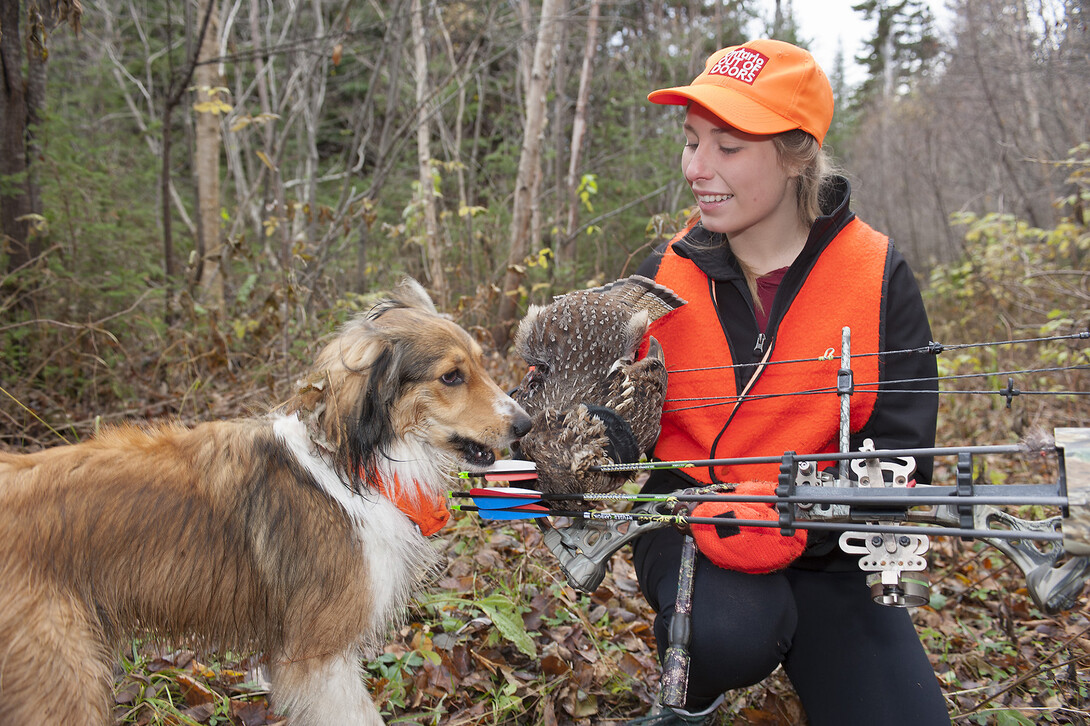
[346,343,401,490]
[287,338,401,494]
[283,316,400,492]
[391,277,437,315]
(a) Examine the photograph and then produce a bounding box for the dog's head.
[287,278,531,492]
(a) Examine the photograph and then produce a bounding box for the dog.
[0,278,531,725]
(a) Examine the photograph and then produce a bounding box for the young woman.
[628,39,951,725]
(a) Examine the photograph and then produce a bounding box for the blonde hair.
[775,129,831,227]
[685,130,835,314]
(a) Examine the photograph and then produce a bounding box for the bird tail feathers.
[569,275,686,322]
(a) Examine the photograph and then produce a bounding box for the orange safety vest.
[648,219,889,485]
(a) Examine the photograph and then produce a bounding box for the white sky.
[752,0,952,85]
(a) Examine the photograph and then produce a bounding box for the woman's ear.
[782,156,806,179]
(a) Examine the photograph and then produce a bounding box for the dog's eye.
[440,369,464,386]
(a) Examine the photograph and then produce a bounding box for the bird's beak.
[645,336,665,362]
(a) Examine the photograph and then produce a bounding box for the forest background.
[1,0,1089,724]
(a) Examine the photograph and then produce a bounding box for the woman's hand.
[690,481,808,573]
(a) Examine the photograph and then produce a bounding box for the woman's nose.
[683,144,711,183]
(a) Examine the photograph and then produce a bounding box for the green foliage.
[849,0,941,107]
[994,710,1038,726]
[0,169,30,196]
[366,650,437,711]
[113,643,250,726]
[576,173,598,213]
[35,93,162,287]
[417,589,538,660]
[476,593,538,658]
[925,146,1090,445]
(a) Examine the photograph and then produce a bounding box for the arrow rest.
[840,531,931,607]
[840,447,933,607]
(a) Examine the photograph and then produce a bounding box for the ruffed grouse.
[511,275,686,496]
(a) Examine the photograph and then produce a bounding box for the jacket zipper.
[753,333,766,356]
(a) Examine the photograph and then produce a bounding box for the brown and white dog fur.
[0,278,530,725]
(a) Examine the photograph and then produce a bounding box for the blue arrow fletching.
[453,501,550,520]
[476,506,551,520]
[466,487,544,510]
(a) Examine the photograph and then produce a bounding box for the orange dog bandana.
[374,473,450,537]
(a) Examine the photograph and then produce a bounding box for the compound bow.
[457,328,1089,708]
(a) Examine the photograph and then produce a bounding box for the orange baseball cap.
[648,39,834,147]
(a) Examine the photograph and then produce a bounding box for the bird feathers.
[512,276,685,496]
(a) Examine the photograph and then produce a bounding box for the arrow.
[450,503,1063,542]
[458,460,538,482]
[454,486,551,509]
[450,485,1068,511]
[452,502,551,520]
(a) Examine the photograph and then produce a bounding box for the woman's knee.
[653,562,797,691]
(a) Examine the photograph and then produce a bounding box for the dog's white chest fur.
[273,414,440,640]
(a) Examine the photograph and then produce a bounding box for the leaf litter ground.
[111,489,1090,725]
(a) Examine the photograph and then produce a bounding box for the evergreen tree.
[850,0,940,106]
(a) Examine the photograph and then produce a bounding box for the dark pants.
[632,526,952,726]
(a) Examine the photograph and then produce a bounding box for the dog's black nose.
[512,410,532,439]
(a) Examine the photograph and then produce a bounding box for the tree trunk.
[193,0,225,310]
[0,0,36,275]
[560,0,601,269]
[492,0,563,349]
[161,0,215,323]
[411,0,445,301]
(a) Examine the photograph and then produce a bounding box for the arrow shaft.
[454,486,1067,509]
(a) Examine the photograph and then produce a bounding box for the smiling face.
[682,103,802,247]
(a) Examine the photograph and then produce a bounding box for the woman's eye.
[440,369,464,386]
